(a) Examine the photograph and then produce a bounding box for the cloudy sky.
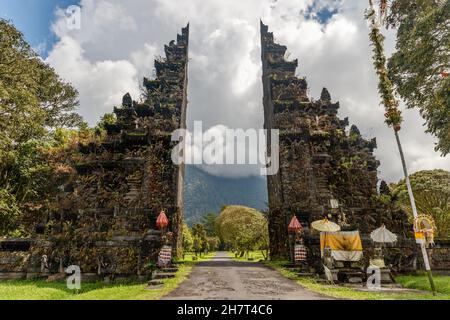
[2,0,449,182]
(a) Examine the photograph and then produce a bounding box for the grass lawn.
[396,274,450,295]
[0,252,215,300]
[263,260,450,300]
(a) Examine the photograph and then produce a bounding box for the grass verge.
[396,274,450,295]
[263,260,449,300]
[0,252,216,300]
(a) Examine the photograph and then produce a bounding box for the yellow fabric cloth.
[320,231,363,262]
[320,231,363,252]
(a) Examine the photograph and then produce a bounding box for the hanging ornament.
[288,215,303,234]
[156,210,169,230]
[379,0,388,23]
[384,107,403,131]
[380,0,388,17]
[414,215,436,247]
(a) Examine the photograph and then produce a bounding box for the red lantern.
[156,210,169,230]
[288,215,302,234]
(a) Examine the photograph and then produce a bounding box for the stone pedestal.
[379,268,395,284]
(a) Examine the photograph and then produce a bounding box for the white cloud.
[46,0,449,181]
[46,35,140,122]
[130,43,160,81]
[182,124,265,178]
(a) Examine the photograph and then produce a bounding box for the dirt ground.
[163,252,333,300]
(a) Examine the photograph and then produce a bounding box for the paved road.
[163,252,332,300]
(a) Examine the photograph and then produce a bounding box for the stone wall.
[428,240,450,273]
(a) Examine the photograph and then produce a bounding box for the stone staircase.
[147,266,179,288]
[336,268,366,284]
[315,176,333,200]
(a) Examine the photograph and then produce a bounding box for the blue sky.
[0,0,337,57]
[0,0,76,56]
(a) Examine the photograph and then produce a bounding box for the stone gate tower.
[0,25,189,280]
[260,22,411,260]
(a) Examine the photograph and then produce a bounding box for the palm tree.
[366,0,436,294]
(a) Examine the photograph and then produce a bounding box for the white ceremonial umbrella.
[311,219,341,233]
[370,225,398,243]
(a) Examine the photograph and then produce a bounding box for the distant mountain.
[183,166,268,225]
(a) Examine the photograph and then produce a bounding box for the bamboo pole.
[394,130,436,295]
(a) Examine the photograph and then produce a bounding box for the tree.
[216,206,269,257]
[0,189,21,236]
[201,212,218,237]
[191,224,208,256]
[192,236,204,257]
[385,0,450,155]
[181,223,193,258]
[0,20,82,236]
[391,170,450,238]
[0,19,82,142]
[206,236,220,252]
[257,224,270,260]
[97,113,117,131]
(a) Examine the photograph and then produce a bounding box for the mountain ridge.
[183,166,268,225]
